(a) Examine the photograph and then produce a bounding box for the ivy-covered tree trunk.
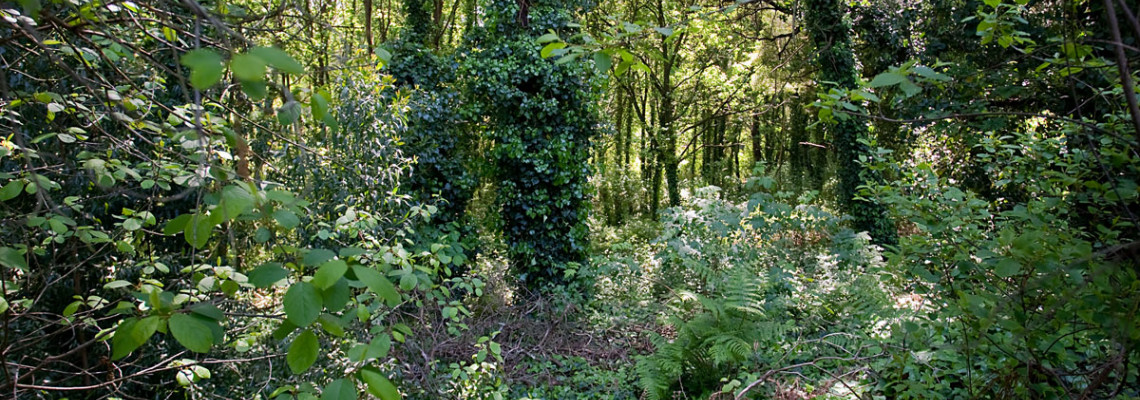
[465,0,597,290]
[805,0,897,246]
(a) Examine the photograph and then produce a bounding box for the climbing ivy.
[462,0,599,290]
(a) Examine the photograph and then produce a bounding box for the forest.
[1,0,1138,398]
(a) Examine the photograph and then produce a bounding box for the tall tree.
[804,0,897,245]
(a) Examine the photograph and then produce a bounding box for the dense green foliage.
[1,0,1138,398]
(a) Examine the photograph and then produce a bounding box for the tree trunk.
[805,0,897,245]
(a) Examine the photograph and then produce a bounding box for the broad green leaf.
[164,214,193,235]
[352,265,401,306]
[283,282,322,326]
[312,260,348,290]
[0,296,8,314]
[317,313,345,337]
[994,258,1021,278]
[366,334,391,360]
[112,316,161,360]
[360,367,400,400]
[536,33,559,44]
[321,379,356,400]
[181,49,224,89]
[242,80,268,100]
[273,209,301,229]
[169,313,214,353]
[311,92,330,121]
[231,53,267,82]
[250,46,306,74]
[540,42,566,59]
[184,213,213,249]
[0,180,24,201]
[653,27,674,36]
[868,72,906,88]
[0,247,28,271]
[220,185,255,221]
[399,273,417,291]
[287,329,319,374]
[249,262,288,288]
[321,278,351,313]
[303,249,337,267]
[593,52,611,73]
[278,101,302,125]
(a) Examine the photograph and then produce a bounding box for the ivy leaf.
[287,329,319,374]
[181,49,224,89]
[360,367,401,400]
[352,265,401,307]
[312,260,348,290]
[250,46,306,75]
[248,262,288,288]
[111,316,161,360]
[321,379,357,400]
[168,313,214,353]
[283,282,322,326]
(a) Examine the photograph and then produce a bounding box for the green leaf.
[287,329,319,374]
[249,262,288,288]
[593,52,611,73]
[399,273,417,291]
[317,313,345,337]
[994,258,1021,278]
[189,303,225,321]
[536,33,559,44]
[278,101,302,125]
[220,185,255,221]
[181,49,224,89]
[311,92,330,121]
[284,282,322,326]
[366,334,391,360]
[168,313,214,353]
[231,53,267,82]
[540,42,566,59]
[0,247,28,271]
[0,180,24,201]
[184,212,213,249]
[868,72,906,88]
[352,266,401,306]
[321,379,357,400]
[112,316,161,360]
[304,249,337,267]
[360,367,400,400]
[250,46,306,74]
[273,209,301,229]
[653,27,674,36]
[312,260,348,290]
[164,214,193,235]
[0,296,8,314]
[242,80,268,100]
[321,278,351,313]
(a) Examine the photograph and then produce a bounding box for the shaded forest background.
[0,0,1138,398]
